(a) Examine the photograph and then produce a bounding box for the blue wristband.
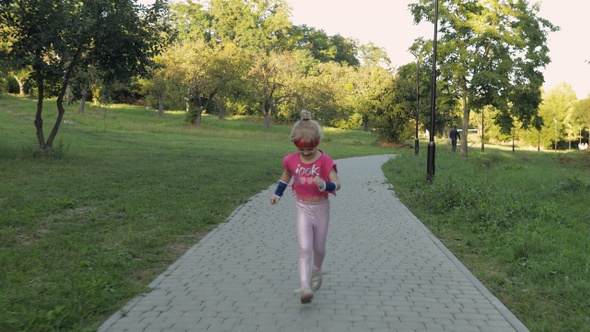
[274,180,288,197]
[324,181,337,192]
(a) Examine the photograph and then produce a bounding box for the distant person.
[270,109,341,304]
[449,126,460,152]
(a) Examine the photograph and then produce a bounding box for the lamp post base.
[427,141,436,183]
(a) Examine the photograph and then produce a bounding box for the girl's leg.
[312,200,330,272]
[295,201,314,289]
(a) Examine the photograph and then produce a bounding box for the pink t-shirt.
[282,150,337,200]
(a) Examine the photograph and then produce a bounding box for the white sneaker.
[295,287,314,304]
[311,270,322,291]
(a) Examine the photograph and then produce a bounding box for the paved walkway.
[98,155,529,332]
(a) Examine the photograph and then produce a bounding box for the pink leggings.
[295,199,330,289]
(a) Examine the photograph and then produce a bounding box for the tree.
[9,67,32,96]
[71,65,102,115]
[303,61,351,127]
[286,25,360,66]
[170,0,212,43]
[537,84,577,150]
[201,42,251,120]
[380,63,421,141]
[170,40,249,127]
[410,0,558,158]
[347,63,395,133]
[209,0,292,55]
[573,96,590,144]
[141,56,169,117]
[357,43,390,68]
[248,51,305,128]
[0,0,171,152]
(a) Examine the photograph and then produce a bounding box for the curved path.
[99,154,528,332]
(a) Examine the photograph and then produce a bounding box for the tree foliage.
[410,0,558,157]
[170,0,212,42]
[0,0,171,151]
[288,25,360,66]
[157,0,378,131]
[209,0,292,55]
[2,0,570,149]
[573,96,590,136]
[536,84,580,149]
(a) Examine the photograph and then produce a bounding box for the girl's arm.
[270,170,292,205]
[328,167,341,191]
[314,167,341,192]
[279,170,292,184]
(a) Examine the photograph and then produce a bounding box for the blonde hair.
[290,109,323,147]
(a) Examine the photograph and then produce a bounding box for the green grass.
[2,94,588,331]
[384,144,590,332]
[0,94,397,331]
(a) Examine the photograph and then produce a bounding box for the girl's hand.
[314,176,325,190]
[270,195,281,205]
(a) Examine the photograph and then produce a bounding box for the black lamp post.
[427,0,439,183]
[410,50,420,156]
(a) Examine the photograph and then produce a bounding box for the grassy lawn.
[1,94,588,331]
[384,143,590,331]
[0,95,396,331]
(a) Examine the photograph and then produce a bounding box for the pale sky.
[140,0,590,99]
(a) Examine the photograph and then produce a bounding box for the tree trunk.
[215,99,226,119]
[44,55,75,151]
[261,98,271,129]
[157,92,164,117]
[66,84,72,105]
[188,105,203,127]
[481,109,485,152]
[264,109,271,129]
[34,72,45,149]
[13,75,25,96]
[195,110,202,127]
[460,94,469,158]
[78,84,87,114]
[512,129,515,152]
[47,89,66,149]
